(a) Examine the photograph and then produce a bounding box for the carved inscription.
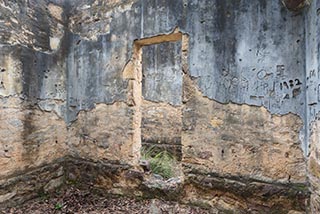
[248,64,303,109]
[276,65,285,76]
[307,69,319,106]
[310,69,316,78]
[219,68,249,96]
[280,79,302,90]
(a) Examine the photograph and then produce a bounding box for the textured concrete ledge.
[0,159,65,207]
[66,157,310,213]
[0,156,310,213]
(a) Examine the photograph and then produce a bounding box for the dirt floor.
[0,186,213,214]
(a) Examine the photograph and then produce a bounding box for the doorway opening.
[123,29,188,179]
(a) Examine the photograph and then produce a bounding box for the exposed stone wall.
[182,77,306,183]
[309,117,320,212]
[0,0,69,204]
[0,97,68,177]
[0,0,65,51]
[141,100,182,159]
[0,161,64,206]
[68,102,137,163]
[0,0,317,213]
[306,0,320,212]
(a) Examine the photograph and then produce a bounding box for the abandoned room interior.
[0,0,320,213]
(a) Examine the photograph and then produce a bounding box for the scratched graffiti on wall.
[216,63,303,113]
[307,68,320,119]
[256,65,301,98]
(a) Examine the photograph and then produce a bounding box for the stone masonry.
[0,0,319,213]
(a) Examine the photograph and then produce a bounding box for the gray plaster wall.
[67,0,306,113]
[66,0,308,148]
[0,0,69,119]
[0,0,66,51]
[0,0,314,152]
[306,0,320,134]
[142,41,183,106]
[66,0,142,121]
[184,0,305,115]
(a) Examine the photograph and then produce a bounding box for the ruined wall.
[0,0,69,203]
[309,118,320,212]
[181,76,308,212]
[306,0,320,212]
[67,0,307,150]
[64,0,309,212]
[183,77,306,183]
[68,102,136,163]
[0,0,316,212]
[185,1,305,116]
[68,0,306,116]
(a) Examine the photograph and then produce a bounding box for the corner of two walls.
[65,1,310,212]
[0,0,70,205]
[0,0,316,212]
[0,0,142,201]
[305,0,320,212]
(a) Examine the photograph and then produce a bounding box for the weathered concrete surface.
[184,0,306,119]
[0,0,65,51]
[66,0,308,125]
[142,41,182,106]
[0,97,68,178]
[0,160,65,208]
[309,117,320,213]
[66,0,141,122]
[141,100,182,159]
[0,1,69,207]
[0,0,317,212]
[306,0,320,212]
[0,46,22,97]
[68,0,138,41]
[67,0,309,152]
[68,102,138,164]
[182,76,307,182]
[306,0,320,134]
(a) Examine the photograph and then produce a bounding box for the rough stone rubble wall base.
[0,0,318,213]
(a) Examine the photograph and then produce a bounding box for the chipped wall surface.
[309,117,320,213]
[142,41,183,105]
[0,0,318,212]
[0,0,65,51]
[66,0,308,143]
[141,41,183,158]
[0,46,22,97]
[0,0,69,202]
[183,77,306,183]
[306,0,320,212]
[306,0,320,138]
[141,100,182,158]
[0,97,68,177]
[185,1,306,119]
[68,102,137,163]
